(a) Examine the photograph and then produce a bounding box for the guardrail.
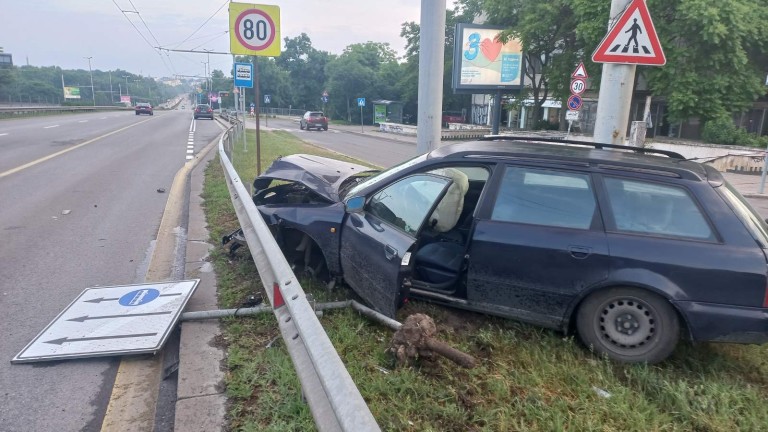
[0,105,133,119]
[218,124,381,432]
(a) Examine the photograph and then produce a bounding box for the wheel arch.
[564,282,694,342]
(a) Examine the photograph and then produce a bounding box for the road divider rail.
[218,124,382,432]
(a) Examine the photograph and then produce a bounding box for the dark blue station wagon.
[246,139,768,363]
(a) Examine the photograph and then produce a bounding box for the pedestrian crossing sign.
[592,0,665,66]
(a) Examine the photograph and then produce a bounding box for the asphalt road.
[0,108,221,432]
[261,117,418,167]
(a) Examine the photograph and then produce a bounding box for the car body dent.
[254,154,377,202]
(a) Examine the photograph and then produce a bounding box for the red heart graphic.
[480,38,503,62]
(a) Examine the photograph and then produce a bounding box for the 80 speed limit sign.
[229,3,281,57]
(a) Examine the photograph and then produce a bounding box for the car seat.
[414,168,469,287]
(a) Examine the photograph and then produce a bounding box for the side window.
[491,166,596,229]
[367,174,450,236]
[603,177,714,240]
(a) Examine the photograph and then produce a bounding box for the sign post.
[592,0,665,145]
[566,63,588,139]
[263,94,270,126]
[229,2,281,174]
[357,98,365,133]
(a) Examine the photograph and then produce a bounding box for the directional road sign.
[321,96,329,104]
[13,280,199,363]
[592,0,666,65]
[357,98,365,107]
[234,62,254,88]
[264,94,271,104]
[229,3,281,57]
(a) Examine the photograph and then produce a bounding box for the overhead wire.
[111,0,175,76]
[127,0,177,75]
[173,0,230,49]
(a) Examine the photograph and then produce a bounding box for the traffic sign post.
[567,63,588,139]
[592,0,665,146]
[263,94,270,126]
[358,98,365,133]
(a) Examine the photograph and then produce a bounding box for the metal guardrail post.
[218,129,381,432]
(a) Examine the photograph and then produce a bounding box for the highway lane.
[261,117,418,167]
[0,109,222,432]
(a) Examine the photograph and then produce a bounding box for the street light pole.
[84,56,95,106]
[108,70,114,104]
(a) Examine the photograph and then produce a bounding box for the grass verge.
[202,129,768,431]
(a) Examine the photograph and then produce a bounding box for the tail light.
[763,277,768,307]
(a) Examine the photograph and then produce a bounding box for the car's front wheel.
[576,287,679,363]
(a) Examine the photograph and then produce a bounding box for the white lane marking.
[187,145,194,149]
[185,155,193,160]
[0,133,8,137]
[79,120,88,123]
[44,125,60,129]
[186,149,194,154]
[99,117,107,120]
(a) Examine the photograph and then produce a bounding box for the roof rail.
[479,135,686,160]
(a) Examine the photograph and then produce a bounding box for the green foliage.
[702,117,768,147]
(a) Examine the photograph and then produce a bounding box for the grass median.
[202,129,768,431]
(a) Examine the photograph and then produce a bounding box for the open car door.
[340,174,452,317]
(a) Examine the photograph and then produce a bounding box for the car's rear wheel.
[323,125,328,131]
[576,287,679,363]
[299,122,304,130]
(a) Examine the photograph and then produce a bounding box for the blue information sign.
[234,63,253,88]
[357,97,365,107]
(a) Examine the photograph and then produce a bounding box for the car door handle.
[569,246,592,259]
[384,245,398,260]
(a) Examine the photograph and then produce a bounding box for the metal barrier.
[218,125,381,432]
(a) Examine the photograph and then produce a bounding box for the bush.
[533,119,559,131]
[702,118,767,147]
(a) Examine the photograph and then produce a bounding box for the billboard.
[63,86,81,99]
[452,24,525,93]
[120,95,131,103]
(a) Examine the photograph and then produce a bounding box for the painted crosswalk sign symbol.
[592,0,665,66]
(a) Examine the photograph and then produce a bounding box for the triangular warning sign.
[592,0,666,66]
[572,62,588,79]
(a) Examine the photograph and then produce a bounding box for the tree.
[276,34,334,110]
[325,42,401,123]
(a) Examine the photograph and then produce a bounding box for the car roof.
[430,139,714,182]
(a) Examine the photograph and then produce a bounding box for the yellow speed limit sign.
[229,3,281,57]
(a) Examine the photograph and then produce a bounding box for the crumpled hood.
[253,154,377,202]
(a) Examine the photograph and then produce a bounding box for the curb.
[742,193,768,200]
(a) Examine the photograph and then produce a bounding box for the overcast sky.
[3,0,457,79]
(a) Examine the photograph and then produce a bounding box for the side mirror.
[345,196,365,213]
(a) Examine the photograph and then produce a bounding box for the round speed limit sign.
[570,78,586,95]
[229,4,281,56]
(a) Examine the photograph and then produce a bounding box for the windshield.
[720,181,768,248]
[344,153,428,199]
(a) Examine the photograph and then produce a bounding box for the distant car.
[135,103,153,116]
[246,138,768,364]
[441,111,464,127]
[194,104,214,120]
[300,111,328,131]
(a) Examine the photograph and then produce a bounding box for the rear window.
[720,181,768,248]
[309,112,324,118]
[603,177,715,241]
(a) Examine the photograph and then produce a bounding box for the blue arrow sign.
[321,96,329,104]
[357,97,365,107]
[264,94,271,104]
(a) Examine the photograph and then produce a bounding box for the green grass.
[202,129,768,431]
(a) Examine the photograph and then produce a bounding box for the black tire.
[576,287,679,363]
[322,126,328,131]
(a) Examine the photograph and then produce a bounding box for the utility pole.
[416,0,446,154]
[593,0,635,145]
[108,70,114,104]
[84,56,95,106]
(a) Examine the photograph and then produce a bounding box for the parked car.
[194,104,214,120]
[441,111,465,127]
[300,111,328,131]
[135,102,153,116]
[245,138,768,363]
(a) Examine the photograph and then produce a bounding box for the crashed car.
[243,138,768,363]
